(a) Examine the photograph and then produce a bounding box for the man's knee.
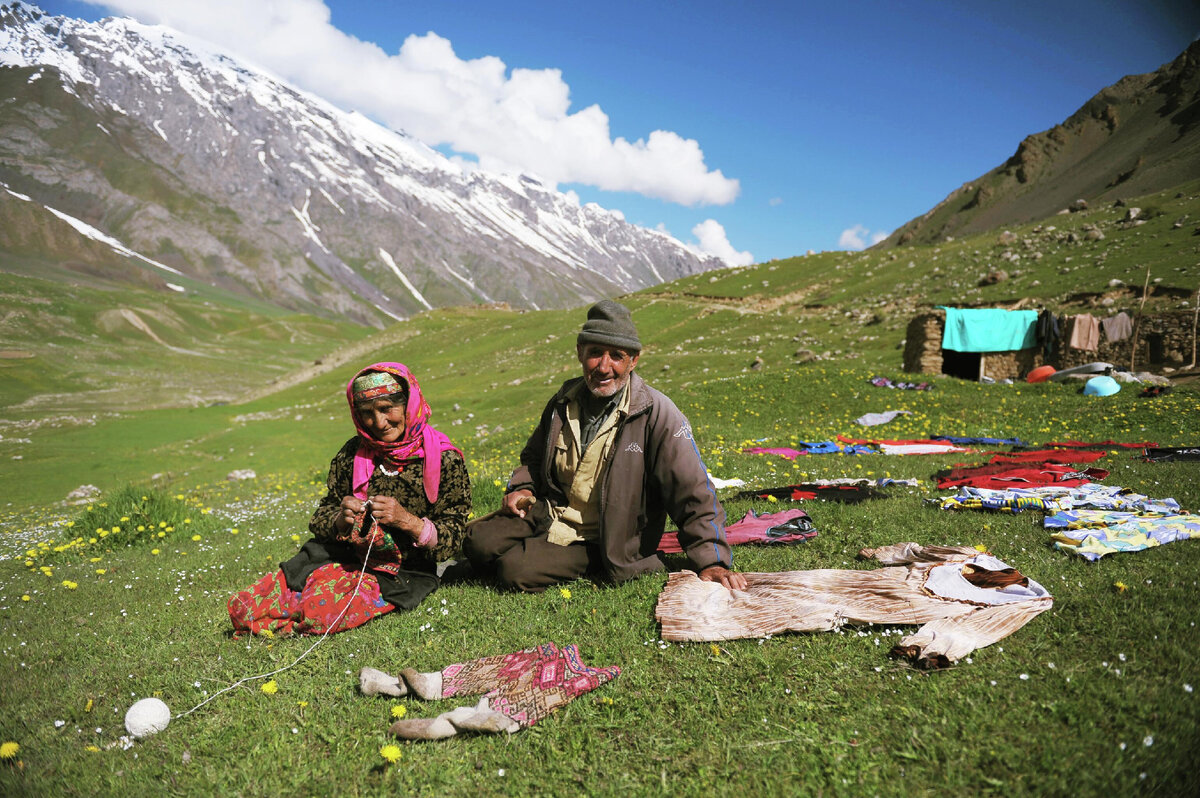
[494,550,554,593]
[463,516,528,565]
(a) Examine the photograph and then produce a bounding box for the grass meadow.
[1,183,1199,795]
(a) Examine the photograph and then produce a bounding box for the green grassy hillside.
[0,180,1198,796]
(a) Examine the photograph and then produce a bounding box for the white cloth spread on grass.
[654,543,1052,669]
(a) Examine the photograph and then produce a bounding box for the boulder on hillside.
[66,484,101,504]
[226,469,257,481]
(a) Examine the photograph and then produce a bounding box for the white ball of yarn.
[124,697,171,738]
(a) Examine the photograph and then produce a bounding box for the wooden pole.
[1129,266,1150,373]
[1187,284,1199,371]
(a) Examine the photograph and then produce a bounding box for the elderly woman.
[228,362,471,636]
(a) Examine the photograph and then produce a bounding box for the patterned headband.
[352,372,406,403]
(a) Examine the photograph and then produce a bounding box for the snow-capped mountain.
[0,3,724,324]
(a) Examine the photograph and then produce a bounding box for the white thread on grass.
[175,528,377,720]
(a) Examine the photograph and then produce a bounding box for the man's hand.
[698,565,747,591]
[501,489,536,518]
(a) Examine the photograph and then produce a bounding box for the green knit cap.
[576,300,641,352]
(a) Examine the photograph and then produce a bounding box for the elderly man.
[464,300,746,593]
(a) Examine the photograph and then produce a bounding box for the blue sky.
[37,0,1200,264]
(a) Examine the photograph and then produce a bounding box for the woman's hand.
[367,495,423,539]
[335,496,367,534]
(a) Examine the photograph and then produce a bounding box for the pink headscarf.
[346,362,462,505]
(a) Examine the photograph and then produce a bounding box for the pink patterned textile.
[439,643,620,727]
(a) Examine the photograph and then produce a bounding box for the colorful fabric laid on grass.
[869,376,932,390]
[1045,440,1158,450]
[933,435,1029,446]
[837,434,971,455]
[228,562,395,636]
[655,543,1052,669]
[1142,446,1200,463]
[934,484,1182,517]
[856,410,911,427]
[659,509,816,554]
[931,490,1059,514]
[988,450,1107,465]
[439,643,620,728]
[936,463,1108,490]
[734,484,886,504]
[1050,515,1200,560]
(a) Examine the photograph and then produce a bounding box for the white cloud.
[768,197,783,207]
[690,219,754,267]
[838,224,889,250]
[86,0,739,206]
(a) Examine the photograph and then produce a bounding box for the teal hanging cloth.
[939,307,1038,352]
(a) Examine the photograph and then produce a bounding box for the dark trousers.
[463,515,600,593]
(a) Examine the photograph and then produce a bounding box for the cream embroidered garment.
[654,542,1052,669]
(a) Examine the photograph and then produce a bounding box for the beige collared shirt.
[545,382,631,546]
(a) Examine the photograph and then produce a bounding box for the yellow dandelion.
[559,587,572,600]
[85,745,100,752]
[0,741,18,759]
[95,569,106,575]
[710,644,722,657]
[62,580,78,590]
[291,535,302,543]
[379,744,402,764]
[151,549,160,555]
[261,680,279,695]
[85,698,94,713]
[297,701,308,709]
[974,544,988,553]
[1114,582,1128,593]
[261,629,275,639]
[391,704,407,719]
[137,525,145,532]
[191,535,201,542]
[20,595,30,602]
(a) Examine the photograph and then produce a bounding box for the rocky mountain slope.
[881,40,1200,248]
[0,3,723,325]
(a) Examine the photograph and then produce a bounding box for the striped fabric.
[655,543,1052,669]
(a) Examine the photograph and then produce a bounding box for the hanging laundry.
[1067,314,1101,351]
[658,509,816,554]
[939,307,1039,352]
[1142,447,1200,462]
[734,483,886,504]
[856,410,912,427]
[1037,309,1062,359]
[933,435,1029,446]
[1101,311,1133,342]
[654,543,1052,669]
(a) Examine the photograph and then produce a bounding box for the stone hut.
[903,308,1197,379]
